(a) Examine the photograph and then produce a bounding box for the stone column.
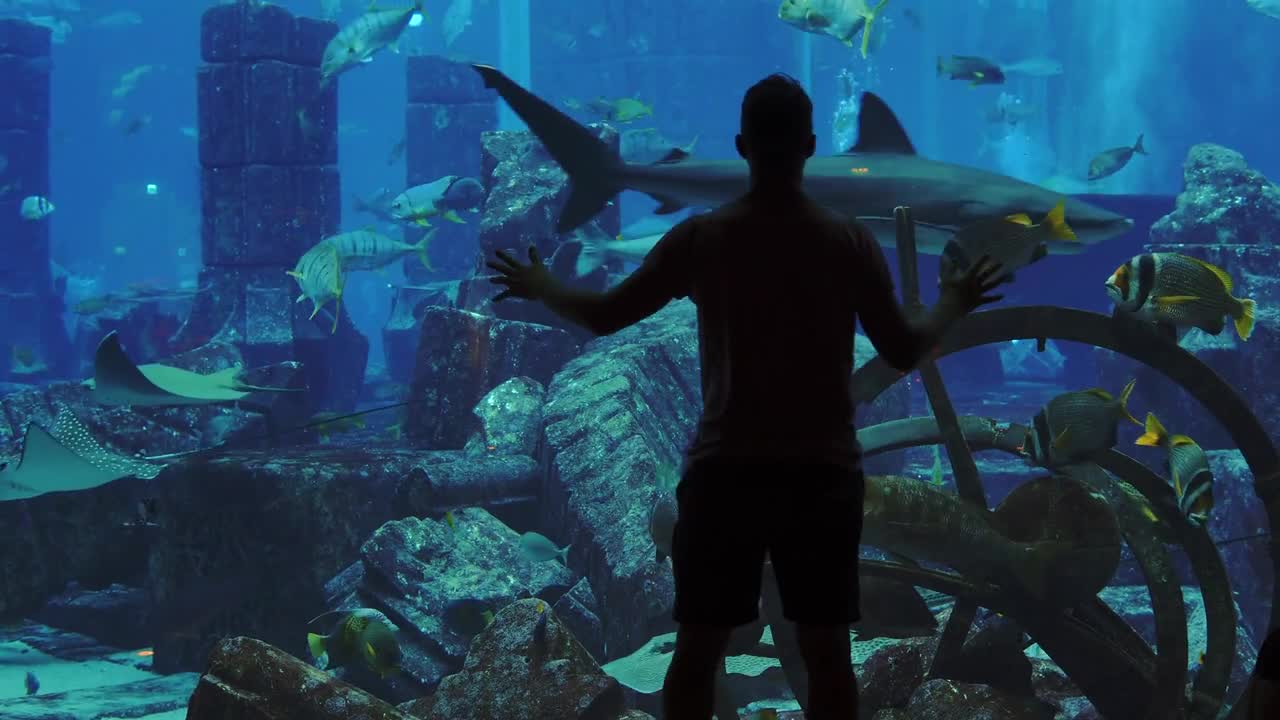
[382,57,497,383]
[186,1,367,411]
[0,19,71,382]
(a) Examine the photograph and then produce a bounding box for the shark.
[470,64,1135,254]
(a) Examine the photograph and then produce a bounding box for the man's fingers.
[493,290,512,302]
[979,293,1004,305]
[528,245,541,264]
[489,276,513,288]
[493,249,522,269]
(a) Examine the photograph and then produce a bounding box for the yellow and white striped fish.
[320,227,435,272]
[287,243,346,334]
[320,1,426,86]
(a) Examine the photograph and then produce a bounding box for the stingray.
[88,331,298,407]
[0,408,163,502]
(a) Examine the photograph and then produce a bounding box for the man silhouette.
[487,74,1002,720]
[1240,626,1280,719]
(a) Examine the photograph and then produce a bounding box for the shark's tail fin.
[1133,133,1147,155]
[473,64,623,233]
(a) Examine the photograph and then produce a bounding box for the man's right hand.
[939,255,1005,315]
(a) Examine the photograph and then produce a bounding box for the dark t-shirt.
[636,189,919,470]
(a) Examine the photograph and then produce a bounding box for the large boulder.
[405,306,579,449]
[464,376,546,458]
[186,636,416,720]
[140,446,538,675]
[1149,143,1280,247]
[404,598,628,720]
[33,583,149,650]
[321,508,577,701]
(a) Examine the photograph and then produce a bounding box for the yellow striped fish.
[320,1,427,86]
[287,243,346,333]
[320,227,435,272]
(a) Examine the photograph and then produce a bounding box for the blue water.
[3,0,1277,716]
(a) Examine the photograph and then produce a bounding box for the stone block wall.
[184,3,366,411]
[0,19,71,381]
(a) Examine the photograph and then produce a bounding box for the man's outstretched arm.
[486,245,675,336]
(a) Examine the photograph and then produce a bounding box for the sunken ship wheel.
[845,208,1278,720]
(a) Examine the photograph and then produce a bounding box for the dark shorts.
[670,457,865,627]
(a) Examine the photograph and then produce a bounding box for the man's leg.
[661,623,734,720]
[769,465,865,720]
[666,460,768,720]
[795,622,857,720]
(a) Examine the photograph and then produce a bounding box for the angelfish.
[939,198,1076,285]
[1134,412,1214,526]
[1025,380,1141,468]
[319,1,426,86]
[1104,252,1256,341]
[306,608,402,678]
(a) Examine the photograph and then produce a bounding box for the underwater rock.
[322,508,576,699]
[186,636,415,720]
[1150,143,1280,247]
[541,302,698,659]
[454,122,620,336]
[553,577,606,662]
[997,338,1066,381]
[406,306,579,449]
[141,446,497,675]
[464,376,546,458]
[856,636,937,715]
[895,677,1057,719]
[1029,658,1090,719]
[392,453,540,513]
[33,583,149,651]
[1098,143,1280,451]
[405,598,626,720]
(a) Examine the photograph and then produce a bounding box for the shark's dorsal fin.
[848,92,917,155]
[654,148,690,165]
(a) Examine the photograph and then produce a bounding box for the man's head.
[736,73,816,178]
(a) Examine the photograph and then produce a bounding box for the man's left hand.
[487,246,554,302]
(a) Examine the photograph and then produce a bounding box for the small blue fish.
[24,670,39,695]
